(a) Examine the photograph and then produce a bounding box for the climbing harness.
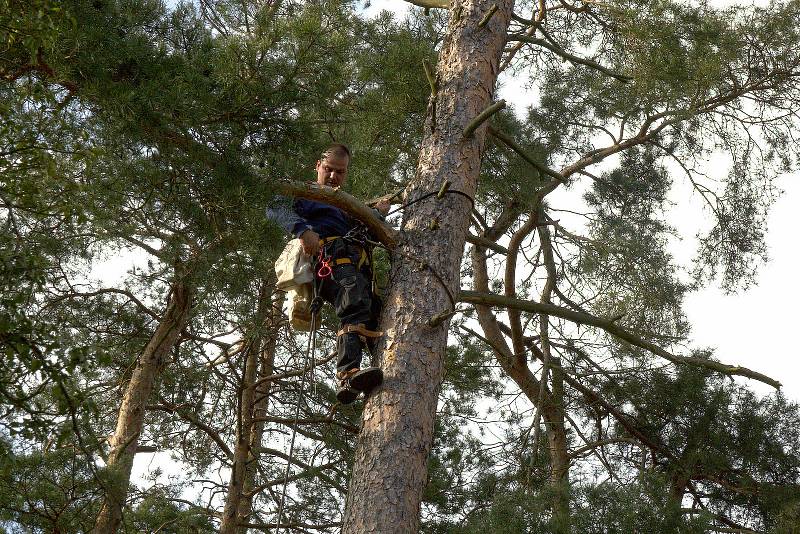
[316,252,333,279]
[337,323,383,339]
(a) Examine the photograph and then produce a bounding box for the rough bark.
[538,220,571,530]
[94,277,193,534]
[341,1,514,532]
[547,357,570,532]
[219,283,283,534]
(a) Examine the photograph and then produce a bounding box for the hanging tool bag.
[274,238,314,331]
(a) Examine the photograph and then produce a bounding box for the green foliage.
[571,473,712,534]
[0,441,102,533]
[2,0,800,532]
[581,147,688,335]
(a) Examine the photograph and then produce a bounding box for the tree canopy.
[1,0,799,533]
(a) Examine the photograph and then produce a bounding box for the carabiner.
[317,255,332,278]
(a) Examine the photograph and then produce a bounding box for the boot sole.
[336,387,360,405]
[349,367,383,393]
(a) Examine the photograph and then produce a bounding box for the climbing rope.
[384,185,474,217]
[276,279,323,533]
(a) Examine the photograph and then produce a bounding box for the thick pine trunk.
[219,285,282,534]
[94,278,193,534]
[341,1,514,532]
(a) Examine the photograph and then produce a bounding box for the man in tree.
[268,143,390,404]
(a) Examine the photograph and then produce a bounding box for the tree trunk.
[471,241,571,529]
[235,320,279,532]
[94,278,193,534]
[219,283,282,534]
[341,1,514,532]
[547,358,570,532]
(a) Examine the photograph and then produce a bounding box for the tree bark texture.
[236,295,282,533]
[94,278,193,534]
[341,1,514,532]
[219,284,283,534]
[547,358,570,532]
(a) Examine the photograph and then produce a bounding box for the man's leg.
[332,264,374,375]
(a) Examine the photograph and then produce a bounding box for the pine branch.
[457,290,781,388]
[488,126,565,181]
[507,34,631,82]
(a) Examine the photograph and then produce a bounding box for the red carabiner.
[317,255,332,278]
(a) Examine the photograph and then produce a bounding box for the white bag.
[286,285,312,331]
[274,239,314,331]
[275,238,313,290]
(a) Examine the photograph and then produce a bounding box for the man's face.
[315,154,349,189]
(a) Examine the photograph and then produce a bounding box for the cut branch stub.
[275,181,399,249]
[478,4,499,28]
[463,99,506,138]
[404,0,449,9]
[423,59,437,96]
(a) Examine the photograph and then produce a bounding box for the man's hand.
[299,229,320,257]
[374,199,391,216]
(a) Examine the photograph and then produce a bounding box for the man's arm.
[265,197,320,257]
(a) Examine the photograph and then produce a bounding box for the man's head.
[315,143,350,189]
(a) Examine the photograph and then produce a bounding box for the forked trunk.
[94,278,193,534]
[341,1,514,531]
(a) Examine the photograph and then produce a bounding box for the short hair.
[320,143,351,161]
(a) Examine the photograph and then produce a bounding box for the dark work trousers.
[314,239,382,375]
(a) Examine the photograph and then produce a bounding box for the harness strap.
[319,235,369,269]
[337,323,383,338]
[319,236,341,245]
[336,368,360,381]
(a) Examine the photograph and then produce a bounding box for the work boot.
[336,368,360,405]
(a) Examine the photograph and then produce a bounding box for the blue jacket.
[267,197,362,239]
